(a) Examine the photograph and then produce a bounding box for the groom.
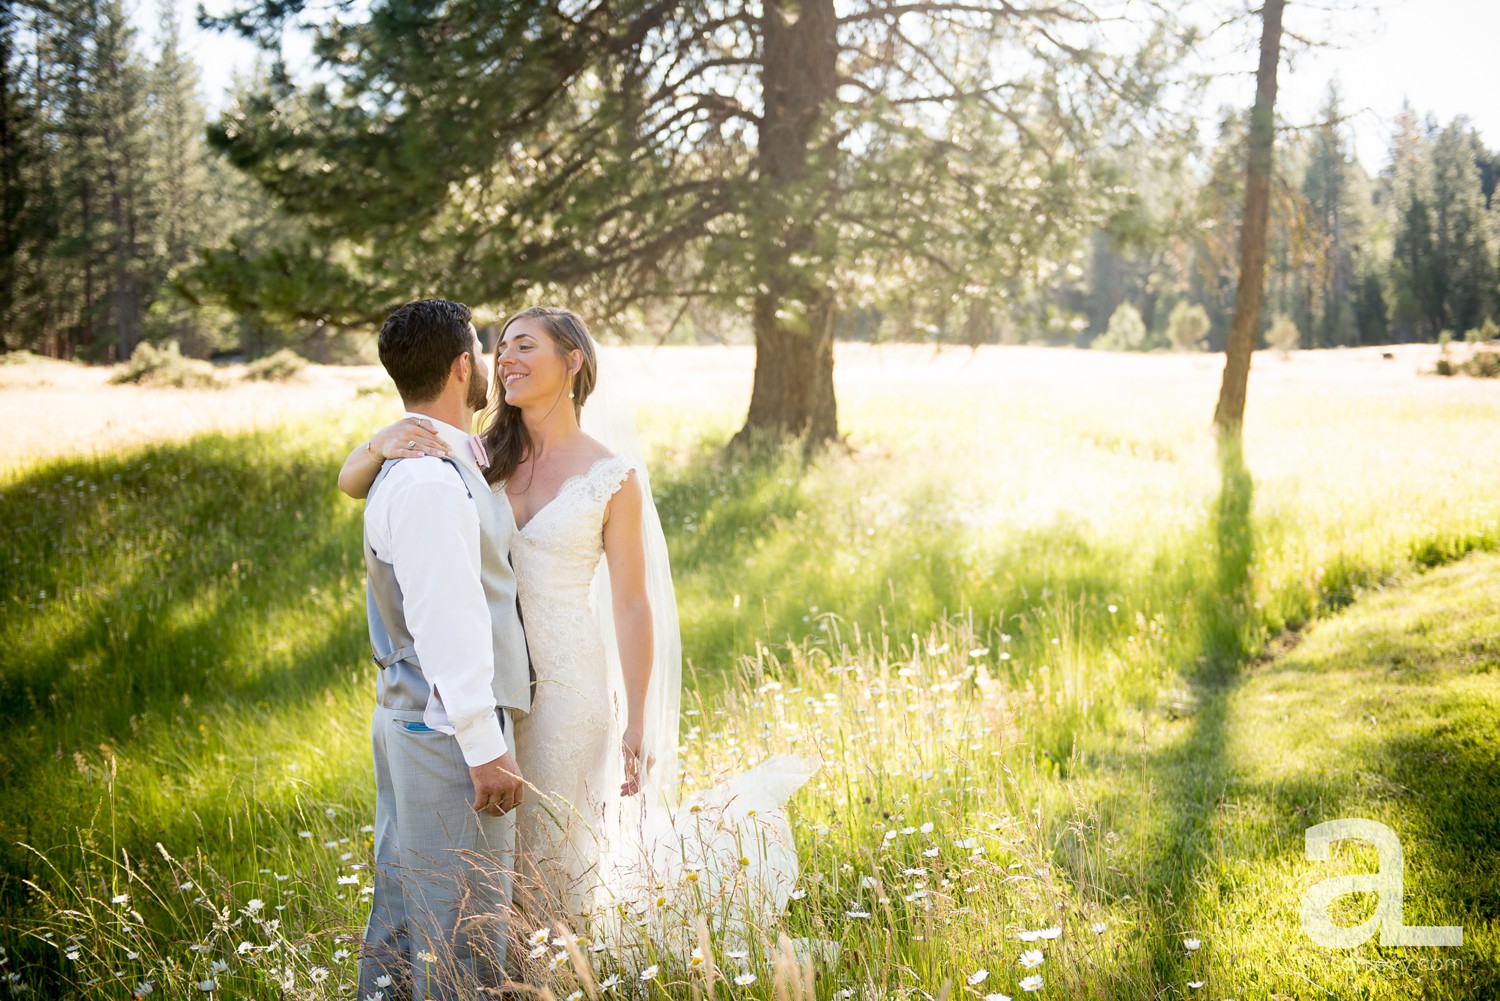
[357,298,534,999]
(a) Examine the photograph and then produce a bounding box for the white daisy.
[1183,938,1201,952]
[111,894,129,905]
[1090,922,1107,934]
[639,965,658,981]
[599,974,622,990]
[1019,975,1042,992]
[1019,950,1044,969]
[309,966,329,984]
[196,980,216,993]
[1187,981,1204,989]
[1035,925,1061,940]
[375,975,393,989]
[734,972,757,986]
[967,969,989,986]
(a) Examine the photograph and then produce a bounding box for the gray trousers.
[357,705,517,1001]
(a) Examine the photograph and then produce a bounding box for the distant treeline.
[1054,89,1500,351]
[0,1,314,362]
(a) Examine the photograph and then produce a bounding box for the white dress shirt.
[364,412,505,765]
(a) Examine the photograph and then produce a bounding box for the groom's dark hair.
[378,298,475,403]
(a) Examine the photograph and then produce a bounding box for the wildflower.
[1019,950,1044,969]
[375,975,394,988]
[338,875,360,885]
[1091,922,1107,935]
[416,951,437,964]
[969,648,989,657]
[196,980,216,992]
[1036,925,1061,940]
[919,822,934,834]
[984,995,1012,1001]
[528,945,548,959]
[298,831,312,839]
[846,908,872,918]
[134,982,155,997]
[178,881,194,891]
[236,942,254,957]
[789,888,807,900]
[726,949,750,960]
[1183,938,1201,952]
[967,969,989,986]
[1187,982,1204,990]
[640,964,658,980]
[900,826,916,835]
[599,974,622,990]
[365,994,385,1001]
[65,950,80,962]
[188,944,212,955]
[112,893,130,905]
[333,948,351,962]
[325,808,337,818]
[549,950,568,970]
[734,972,757,985]
[567,993,584,1001]
[209,960,229,975]
[922,847,940,857]
[245,898,265,913]
[309,966,329,984]
[1019,975,1042,992]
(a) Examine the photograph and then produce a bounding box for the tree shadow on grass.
[0,430,372,908]
[1090,438,1500,997]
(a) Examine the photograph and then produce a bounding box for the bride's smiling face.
[496,317,580,410]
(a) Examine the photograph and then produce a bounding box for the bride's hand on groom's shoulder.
[371,417,451,460]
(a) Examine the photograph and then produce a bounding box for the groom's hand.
[470,749,523,817]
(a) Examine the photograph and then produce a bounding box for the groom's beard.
[466,351,490,413]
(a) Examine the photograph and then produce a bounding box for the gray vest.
[364,456,534,717]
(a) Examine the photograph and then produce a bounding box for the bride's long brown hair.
[479,306,599,486]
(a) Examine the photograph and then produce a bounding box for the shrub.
[1432,351,1500,378]
[1465,351,1500,378]
[1165,301,1211,351]
[109,340,223,389]
[244,348,308,382]
[1266,314,1299,356]
[1094,302,1150,351]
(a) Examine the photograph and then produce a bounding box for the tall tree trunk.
[735,0,839,448]
[1213,0,1286,437]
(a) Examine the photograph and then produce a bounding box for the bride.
[338,306,818,978]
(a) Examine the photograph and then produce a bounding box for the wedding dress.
[502,454,820,973]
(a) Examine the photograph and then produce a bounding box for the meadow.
[2,343,1497,999]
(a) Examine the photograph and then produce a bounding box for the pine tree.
[1429,119,1494,335]
[1387,105,1440,339]
[144,0,212,350]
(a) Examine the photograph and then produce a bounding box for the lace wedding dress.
[503,456,820,972]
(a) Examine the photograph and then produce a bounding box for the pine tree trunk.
[1213,0,1286,437]
[734,0,840,448]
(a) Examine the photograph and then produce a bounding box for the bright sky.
[142,0,1497,174]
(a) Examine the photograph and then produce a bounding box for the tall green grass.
[3,353,1499,998]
